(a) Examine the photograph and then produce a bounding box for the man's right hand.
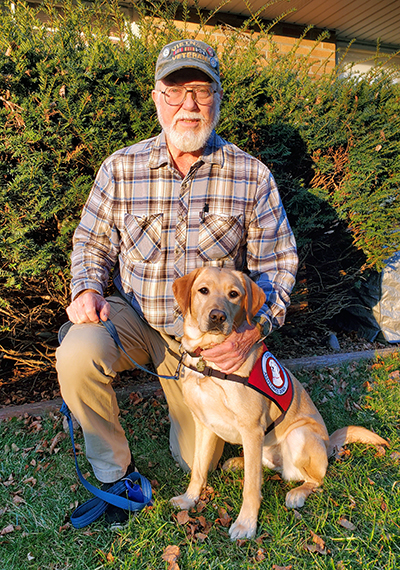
[66,290,110,324]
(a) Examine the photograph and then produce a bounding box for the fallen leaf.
[195,500,207,512]
[22,477,37,486]
[49,432,66,453]
[59,523,71,532]
[338,518,356,530]
[1,524,15,535]
[129,392,144,405]
[272,566,292,570]
[195,532,208,541]
[162,545,180,570]
[197,516,212,534]
[390,451,400,462]
[311,530,326,550]
[27,553,35,561]
[176,510,191,525]
[375,445,386,457]
[304,542,327,555]
[381,500,387,512]
[255,547,266,561]
[13,495,25,505]
[215,507,232,527]
[106,551,114,563]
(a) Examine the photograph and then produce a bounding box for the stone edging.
[0,346,398,421]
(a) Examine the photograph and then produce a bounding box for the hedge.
[1,0,400,338]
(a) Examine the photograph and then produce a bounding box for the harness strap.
[181,348,293,436]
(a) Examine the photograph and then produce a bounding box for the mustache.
[172,112,206,127]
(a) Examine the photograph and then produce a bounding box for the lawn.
[1,352,399,570]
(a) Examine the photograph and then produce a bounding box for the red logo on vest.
[247,346,293,413]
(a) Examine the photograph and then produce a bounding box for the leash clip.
[123,478,145,503]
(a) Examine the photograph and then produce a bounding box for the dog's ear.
[172,268,202,316]
[241,274,266,324]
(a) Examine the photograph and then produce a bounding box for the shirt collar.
[148,130,224,169]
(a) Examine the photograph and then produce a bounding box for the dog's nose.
[209,309,227,324]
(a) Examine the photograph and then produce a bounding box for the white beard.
[157,105,220,153]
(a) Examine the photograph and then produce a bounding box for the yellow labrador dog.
[171,267,388,540]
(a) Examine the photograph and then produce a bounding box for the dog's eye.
[228,290,240,299]
[199,287,209,295]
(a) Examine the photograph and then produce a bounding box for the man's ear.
[240,274,266,324]
[172,268,202,317]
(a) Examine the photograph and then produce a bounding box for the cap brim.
[155,60,220,85]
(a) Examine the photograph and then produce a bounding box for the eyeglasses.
[159,85,216,106]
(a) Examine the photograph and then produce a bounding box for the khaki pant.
[56,295,224,483]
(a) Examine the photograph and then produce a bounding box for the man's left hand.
[201,322,261,374]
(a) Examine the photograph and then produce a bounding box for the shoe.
[102,459,137,529]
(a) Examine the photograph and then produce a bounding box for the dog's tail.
[327,426,388,458]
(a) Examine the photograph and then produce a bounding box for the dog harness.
[182,344,294,435]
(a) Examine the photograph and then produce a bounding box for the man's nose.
[182,90,199,110]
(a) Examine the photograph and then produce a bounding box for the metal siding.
[190,0,400,48]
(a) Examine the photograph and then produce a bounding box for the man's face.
[152,69,222,153]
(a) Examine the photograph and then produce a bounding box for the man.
[56,38,298,526]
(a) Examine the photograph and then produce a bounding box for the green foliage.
[1,0,399,325]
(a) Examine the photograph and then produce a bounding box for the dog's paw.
[229,517,257,540]
[222,457,245,472]
[170,493,197,511]
[285,486,310,509]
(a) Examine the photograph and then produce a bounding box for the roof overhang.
[191,0,400,51]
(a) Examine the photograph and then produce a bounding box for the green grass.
[1,353,399,569]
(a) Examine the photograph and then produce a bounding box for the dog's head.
[173,267,266,348]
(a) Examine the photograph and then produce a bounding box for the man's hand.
[201,322,261,374]
[66,290,110,324]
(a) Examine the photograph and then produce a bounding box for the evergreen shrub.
[1,0,399,354]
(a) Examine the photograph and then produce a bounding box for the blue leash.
[60,316,169,528]
[101,317,178,381]
[61,402,152,528]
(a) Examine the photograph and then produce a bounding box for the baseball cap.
[155,39,220,86]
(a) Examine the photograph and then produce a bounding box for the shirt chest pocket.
[197,213,243,261]
[122,213,163,263]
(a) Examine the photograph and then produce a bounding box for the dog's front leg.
[171,418,219,511]
[229,427,264,540]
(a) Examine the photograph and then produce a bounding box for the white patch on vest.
[261,352,289,396]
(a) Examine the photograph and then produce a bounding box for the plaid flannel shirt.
[71,130,298,337]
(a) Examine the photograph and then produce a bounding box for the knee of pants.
[56,323,118,395]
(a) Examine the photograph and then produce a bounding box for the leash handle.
[101,318,178,380]
[60,402,152,528]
